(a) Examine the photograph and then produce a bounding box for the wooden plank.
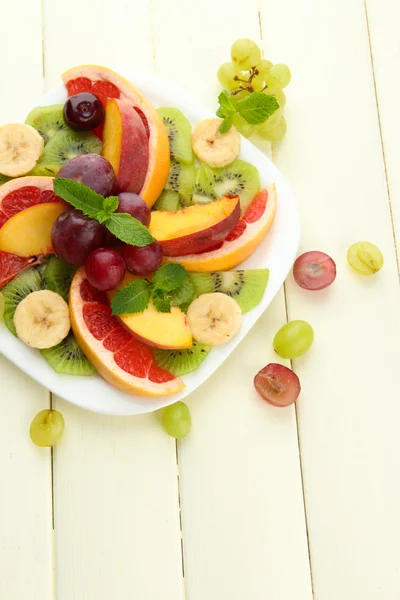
[152,2,313,599]
[365,0,400,264]
[260,0,400,598]
[0,2,53,600]
[43,2,184,598]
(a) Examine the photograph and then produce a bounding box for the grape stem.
[230,66,269,96]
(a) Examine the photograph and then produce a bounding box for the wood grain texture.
[260,0,400,597]
[42,2,184,599]
[152,1,313,598]
[0,3,53,599]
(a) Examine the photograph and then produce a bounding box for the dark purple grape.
[57,154,115,196]
[116,193,150,227]
[51,209,107,266]
[64,92,105,131]
[85,248,126,291]
[122,241,163,275]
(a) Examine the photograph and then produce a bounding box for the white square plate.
[0,70,300,415]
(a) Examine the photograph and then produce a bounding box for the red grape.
[122,241,163,275]
[85,248,126,291]
[51,209,107,266]
[254,363,300,407]
[117,193,150,227]
[57,154,115,196]
[64,92,105,131]
[293,251,336,291]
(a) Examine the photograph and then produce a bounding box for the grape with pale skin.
[347,242,384,275]
[257,115,287,142]
[217,62,240,90]
[273,320,314,359]
[256,59,273,79]
[263,86,286,107]
[293,251,337,290]
[30,409,65,447]
[254,363,300,407]
[265,64,292,88]
[162,402,192,439]
[231,39,261,70]
[232,114,254,138]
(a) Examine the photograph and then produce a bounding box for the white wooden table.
[2,0,400,598]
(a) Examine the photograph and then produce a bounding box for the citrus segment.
[69,268,184,397]
[165,185,277,272]
[62,65,170,207]
[0,252,39,288]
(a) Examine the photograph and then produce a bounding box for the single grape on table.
[85,248,126,291]
[162,402,192,439]
[30,409,65,447]
[293,251,337,290]
[273,320,314,359]
[347,242,384,275]
[122,240,163,275]
[254,363,300,407]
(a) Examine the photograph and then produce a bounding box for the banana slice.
[187,292,242,346]
[0,123,44,177]
[192,118,240,168]
[14,290,70,349]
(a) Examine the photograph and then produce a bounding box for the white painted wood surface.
[1,0,400,598]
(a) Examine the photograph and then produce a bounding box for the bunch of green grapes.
[217,38,291,141]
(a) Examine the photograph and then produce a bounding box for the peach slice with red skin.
[107,274,192,349]
[149,196,240,256]
[102,98,149,194]
[0,202,67,257]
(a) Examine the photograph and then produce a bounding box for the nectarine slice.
[0,202,66,257]
[149,196,240,256]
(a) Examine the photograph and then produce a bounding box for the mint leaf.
[170,277,195,307]
[237,92,279,125]
[219,117,233,133]
[97,210,109,224]
[152,264,187,292]
[152,290,172,313]
[111,279,150,315]
[53,178,104,220]
[103,196,119,214]
[106,213,154,247]
[218,91,236,116]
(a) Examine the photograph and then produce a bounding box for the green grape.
[347,242,384,275]
[232,89,251,105]
[273,320,314,359]
[251,74,265,92]
[263,86,286,107]
[265,64,291,88]
[231,38,261,70]
[30,409,65,447]
[256,59,273,79]
[162,402,192,439]
[217,62,240,90]
[232,114,254,138]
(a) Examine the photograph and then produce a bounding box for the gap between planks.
[363,0,400,280]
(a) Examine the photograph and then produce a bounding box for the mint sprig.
[53,179,154,247]
[111,264,191,315]
[217,91,279,133]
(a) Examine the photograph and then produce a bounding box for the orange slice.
[69,268,185,397]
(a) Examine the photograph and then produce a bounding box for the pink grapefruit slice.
[69,268,185,397]
[165,185,277,272]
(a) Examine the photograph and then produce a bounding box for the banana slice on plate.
[192,118,240,168]
[0,123,44,177]
[187,292,242,346]
[14,290,70,349]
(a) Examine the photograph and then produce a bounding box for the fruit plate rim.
[0,69,301,416]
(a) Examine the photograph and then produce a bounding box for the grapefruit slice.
[165,186,277,272]
[62,65,170,208]
[0,177,60,288]
[69,268,185,397]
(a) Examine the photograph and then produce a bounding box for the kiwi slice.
[44,257,77,302]
[153,189,183,211]
[2,266,45,335]
[41,332,95,376]
[157,107,193,165]
[165,159,196,205]
[211,159,260,213]
[37,130,102,175]
[153,341,211,376]
[188,269,269,313]
[29,163,60,177]
[193,164,217,204]
[0,173,10,186]
[25,104,68,143]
